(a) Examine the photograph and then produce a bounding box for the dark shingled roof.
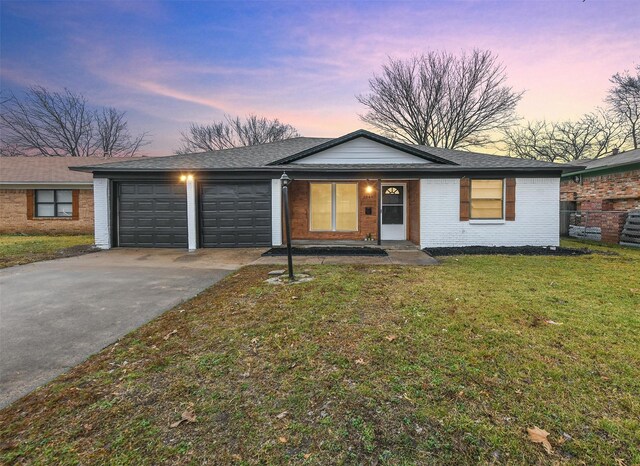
[563,148,640,174]
[74,130,566,174]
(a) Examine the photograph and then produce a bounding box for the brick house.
[560,148,640,244]
[73,129,566,251]
[0,157,120,235]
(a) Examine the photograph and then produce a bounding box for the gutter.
[561,161,640,178]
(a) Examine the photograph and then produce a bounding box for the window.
[35,190,73,217]
[470,179,503,219]
[310,182,358,231]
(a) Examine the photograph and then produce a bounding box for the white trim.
[93,178,111,249]
[186,177,197,251]
[380,182,407,240]
[0,182,92,189]
[271,178,283,246]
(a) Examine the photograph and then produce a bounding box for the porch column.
[419,179,429,249]
[271,178,283,246]
[93,178,111,249]
[186,176,197,251]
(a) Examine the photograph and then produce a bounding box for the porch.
[284,179,420,246]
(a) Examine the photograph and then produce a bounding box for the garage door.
[200,182,271,247]
[118,182,188,248]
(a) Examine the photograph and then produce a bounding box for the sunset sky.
[1,0,639,156]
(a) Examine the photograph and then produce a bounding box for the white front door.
[380,183,406,240]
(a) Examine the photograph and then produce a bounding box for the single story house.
[74,129,566,250]
[0,157,106,234]
[560,148,640,244]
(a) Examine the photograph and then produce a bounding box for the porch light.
[180,174,194,182]
[365,185,374,194]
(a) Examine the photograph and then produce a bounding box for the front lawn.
[0,234,95,268]
[1,240,638,464]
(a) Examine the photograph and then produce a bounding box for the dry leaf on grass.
[545,320,563,325]
[385,334,397,342]
[170,407,196,428]
[275,411,289,419]
[527,426,553,454]
[355,358,366,365]
[163,329,178,340]
[278,436,287,443]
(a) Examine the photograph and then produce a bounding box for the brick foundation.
[0,188,94,234]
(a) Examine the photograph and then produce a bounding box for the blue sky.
[1,0,639,155]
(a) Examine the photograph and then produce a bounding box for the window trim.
[34,189,74,218]
[309,182,359,232]
[469,178,504,220]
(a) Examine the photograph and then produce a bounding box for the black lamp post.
[281,172,294,280]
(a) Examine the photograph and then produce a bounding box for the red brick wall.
[288,180,379,241]
[407,180,420,245]
[0,188,94,234]
[560,169,640,210]
[286,180,420,244]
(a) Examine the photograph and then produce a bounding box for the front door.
[381,183,406,240]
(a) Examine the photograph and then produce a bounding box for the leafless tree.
[95,108,149,157]
[176,114,300,154]
[0,86,149,157]
[606,65,640,149]
[503,110,628,162]
[357,50,523,149]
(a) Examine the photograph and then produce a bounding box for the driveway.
[0,248,265,408]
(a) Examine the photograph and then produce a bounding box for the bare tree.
[0,86,149,157]
[503,110,628,162]
[95,108,149,157]
[606,65,640,149]
[357,50,523,149]
[176,114,300,154]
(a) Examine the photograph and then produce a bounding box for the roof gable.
[269,129,457,166]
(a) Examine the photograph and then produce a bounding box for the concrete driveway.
[0,248,265,408]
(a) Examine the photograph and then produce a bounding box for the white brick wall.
[419,177,560,248]
[93,178,111,249]
[271,178,282,246]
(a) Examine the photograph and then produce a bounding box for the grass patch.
[1,239,638,464]
[0,234,95,268]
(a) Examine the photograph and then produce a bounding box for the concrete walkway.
[0,248,264,408]
[254,249,438,265]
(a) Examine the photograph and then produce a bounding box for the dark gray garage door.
[200,182,271,247]
[118,182,188,248]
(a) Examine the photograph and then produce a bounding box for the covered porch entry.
[285,179,420,245]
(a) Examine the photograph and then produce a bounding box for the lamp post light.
[280,172,294,280]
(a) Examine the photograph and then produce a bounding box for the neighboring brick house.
[561,148,640,244]
[0,157,118,234]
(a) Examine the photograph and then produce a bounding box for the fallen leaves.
[527,426,552,454]
[275,411,288,420]
[545,320,563,325]
[278,436,287,443]
[170,405,196,428]
[163,329,178,341]
[385,334,397,342]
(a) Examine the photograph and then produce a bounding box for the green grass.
[0,234,94,268]
[1,239,638,465]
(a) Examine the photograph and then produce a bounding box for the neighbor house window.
[470,179,503,219]
[310,182,358,231]
[35,190,73,217]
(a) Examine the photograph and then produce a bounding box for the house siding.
[420,177,559,248]
[291,138,431,164]
[0,187,94,234]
